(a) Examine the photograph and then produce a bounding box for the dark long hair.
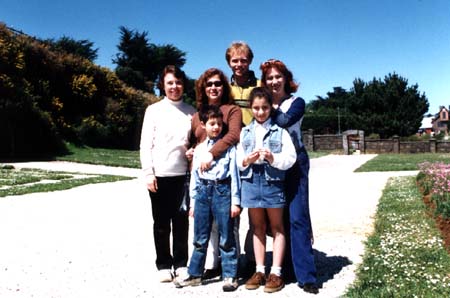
[195,68,233,110]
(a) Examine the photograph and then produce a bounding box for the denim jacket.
[239,119,289,181]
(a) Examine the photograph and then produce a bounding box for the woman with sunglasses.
[260,59,319,294]
[187,68,243,281]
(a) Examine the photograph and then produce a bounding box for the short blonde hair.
[225,41,254,64]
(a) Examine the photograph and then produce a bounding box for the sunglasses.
[206,81,223,87]
[262,59,281,66]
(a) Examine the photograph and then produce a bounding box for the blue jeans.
[188,181,238,279]
[284,149,317,285]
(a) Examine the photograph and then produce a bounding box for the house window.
[442,111,448,120]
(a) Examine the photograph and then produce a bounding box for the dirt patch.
[423,193,450,252]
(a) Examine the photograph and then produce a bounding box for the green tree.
[304,73,429,138]
[113,26,186,93]
[44,36,98,61]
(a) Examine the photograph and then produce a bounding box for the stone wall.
[313,134,343,151]
[365,139,396,154]
[304,129,450,154]
[399,141,430,153]
[437,141,450,153]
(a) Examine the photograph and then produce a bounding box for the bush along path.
[417,162,450,251]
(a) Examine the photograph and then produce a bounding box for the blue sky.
[2,0,449,114]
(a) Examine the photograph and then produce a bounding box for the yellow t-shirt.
[230,79,261,125]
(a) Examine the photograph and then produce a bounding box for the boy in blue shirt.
[174,105,241,292]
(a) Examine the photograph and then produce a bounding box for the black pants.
[148,175,189,271]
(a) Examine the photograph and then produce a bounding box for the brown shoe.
[264,273,284,293]
[245,272,266,290]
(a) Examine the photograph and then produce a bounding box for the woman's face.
[251,96,271,123]
[164,73,184,101]
[265,67,286,98]
[205,74,224,105]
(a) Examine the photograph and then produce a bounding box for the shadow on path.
[314,249,352,286]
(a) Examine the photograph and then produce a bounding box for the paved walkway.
[0,155,418,297]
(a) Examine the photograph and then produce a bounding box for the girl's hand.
[259,148,274,164]
[243,150,260,166]
[230,205,241,218]
[189,207,194,217]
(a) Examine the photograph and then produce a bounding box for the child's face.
[202,117,223,139]
[251,96,271,123]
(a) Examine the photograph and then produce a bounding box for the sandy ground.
[0,155,418,298]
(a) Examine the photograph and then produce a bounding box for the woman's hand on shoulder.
[200,152,213,172]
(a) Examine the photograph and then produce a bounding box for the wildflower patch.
[346,176,450,297]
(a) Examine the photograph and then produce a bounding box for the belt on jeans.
[200,177,231,185]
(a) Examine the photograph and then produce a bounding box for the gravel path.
[0,155,418,297]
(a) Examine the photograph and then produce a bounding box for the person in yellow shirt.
[225,41,260,126]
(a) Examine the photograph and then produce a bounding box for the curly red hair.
[260,59,299,94]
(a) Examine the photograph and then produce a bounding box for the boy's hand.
[189,207,194,217]
[230,205,241,218]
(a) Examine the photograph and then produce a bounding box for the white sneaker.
[175,267,189,279]
[222,277,238,292]
[158,269,173,283]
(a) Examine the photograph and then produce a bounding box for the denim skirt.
[241,164,286,208]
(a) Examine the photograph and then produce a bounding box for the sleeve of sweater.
[139,106,155,180]
[273,96,305,128]
[189,112,203,147]
[209,105,243,159]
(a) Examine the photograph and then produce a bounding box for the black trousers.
[148,175,189,271]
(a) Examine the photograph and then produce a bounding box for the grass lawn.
[308,151,330,159]
[355,153,450,172]
[56,143,329,168]
[345,176,450,297]
[56,143,140,168]
[0,165,132,197]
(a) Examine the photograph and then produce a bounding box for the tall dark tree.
[304,73,429,138]
[113,26,186,93]
[44,36,98,61]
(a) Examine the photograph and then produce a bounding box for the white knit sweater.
[139,97,196,181]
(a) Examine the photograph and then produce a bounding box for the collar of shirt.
[255,119,272,130]
[230,70,258,87]
[206,137,218,148]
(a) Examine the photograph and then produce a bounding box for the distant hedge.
[0,23,158,158]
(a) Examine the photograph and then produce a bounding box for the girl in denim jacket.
[236,87,296,293]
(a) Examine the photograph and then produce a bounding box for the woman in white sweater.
[140,65,196,283]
